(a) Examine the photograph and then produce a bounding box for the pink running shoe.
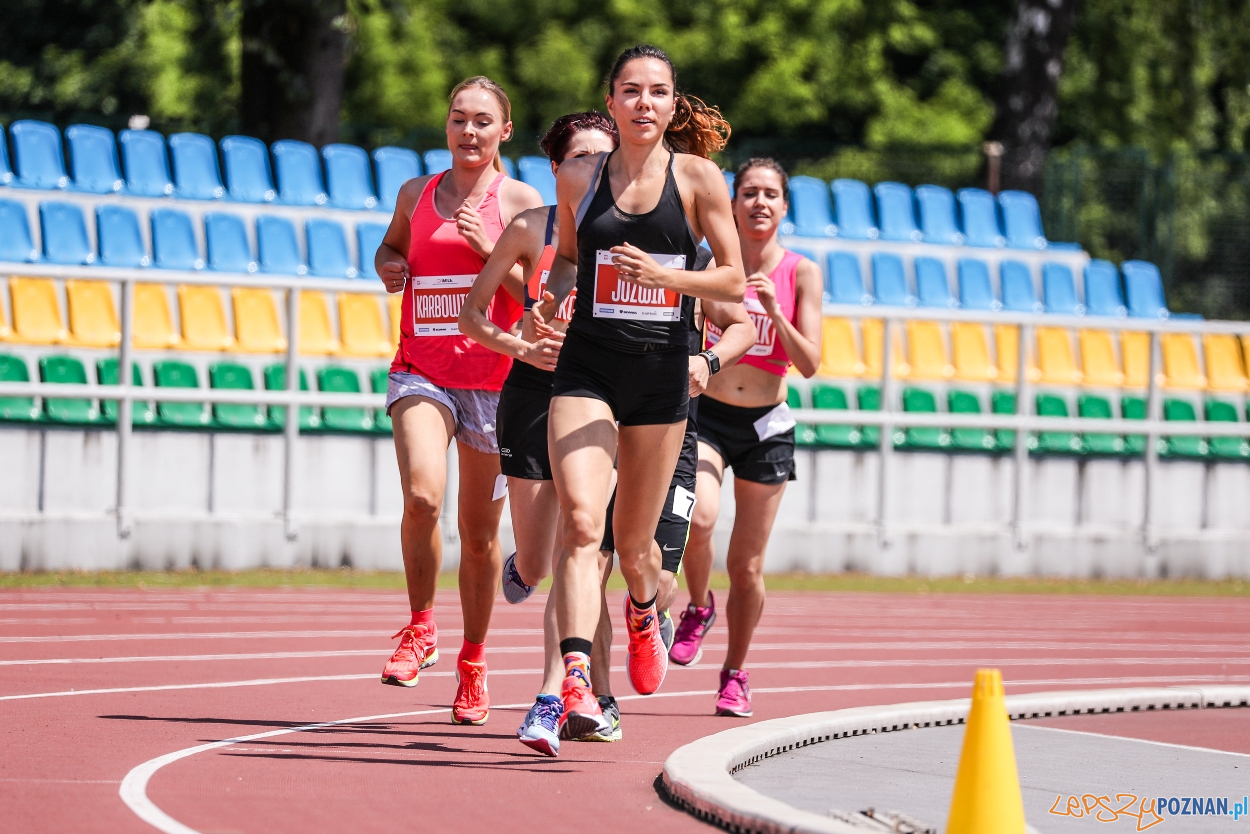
[381,624,438,687]
[715,668,752,717]
[669,592,715,666]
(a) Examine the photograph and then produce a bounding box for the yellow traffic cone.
[946,669,1027,834]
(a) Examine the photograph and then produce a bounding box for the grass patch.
[1,569,1246,597]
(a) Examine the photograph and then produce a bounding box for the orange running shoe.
[624,596,668,695]
[558,667,609,741]
[380,624,438,687]
[451,659,490,725]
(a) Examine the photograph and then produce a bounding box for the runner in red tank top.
[670,158,824,718]
[372,76,542,725]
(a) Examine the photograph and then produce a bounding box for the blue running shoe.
[502,552,536,604]
[518,694,563,756]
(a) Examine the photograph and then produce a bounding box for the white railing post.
[876,316,895,548]
[283,287,301,541]
[115,276,135,539]
[1142,329,1162,563]
[1011,322,1032,550]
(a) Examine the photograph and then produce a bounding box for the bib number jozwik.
[592,250,686,320]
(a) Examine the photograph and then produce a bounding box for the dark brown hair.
[539,111,619,164]
[734,157,790,203]
[448,76,512,172]
[605,44,731,159]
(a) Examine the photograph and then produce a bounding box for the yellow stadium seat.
[817,317,863,378]
[1078,330,1123,386]
[951,322,996,382]
[1161,332,1205,388]
[861,318,903,379]
[177,285,234,351]
[0,298,9,341]
[231,288,287,353]
[388,293,402,348]
[904,320,953,380]
[1036,326,1082,385]
[134,283,181,349]
[1204,334,1247,392]
[1121,331,1151,388]
[339,294,391,358]
[9,277,67,344]
[65,280,120,347]
[299,291,340,355]
[993,324,1040,384]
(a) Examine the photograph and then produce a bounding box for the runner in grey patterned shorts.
[386,371,500,454]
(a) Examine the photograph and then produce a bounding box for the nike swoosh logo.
[661,544,678,552]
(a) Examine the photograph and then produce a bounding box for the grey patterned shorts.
[385,372,500,454]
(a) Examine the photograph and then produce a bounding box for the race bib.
[409,274,475,336]
[592,250,686,320]
[528,268,577,322]
[706,297,775,357]
[753,401,797,442]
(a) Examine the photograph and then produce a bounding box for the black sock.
[629,592,657,611]
[560,637,593,657]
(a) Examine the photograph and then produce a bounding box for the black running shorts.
[601,477,696,574]
[496,379,552,481]
[697,395,797,485]
[552,330,689,426]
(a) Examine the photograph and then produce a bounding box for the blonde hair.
[448,76,513,172]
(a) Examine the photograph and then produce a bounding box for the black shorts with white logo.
[697,395,797,485]
[496,365,554,481]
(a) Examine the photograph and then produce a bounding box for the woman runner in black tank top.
[537,44,745,740]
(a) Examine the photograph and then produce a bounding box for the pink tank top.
[706,249,802,377]
[390,171,521,390]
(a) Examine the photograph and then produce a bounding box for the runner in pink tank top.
[371,76,542,726]
[668,159,825,719]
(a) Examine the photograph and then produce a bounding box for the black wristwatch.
[699,349,720,375]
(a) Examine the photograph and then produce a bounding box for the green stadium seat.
[991,390,1017,451]
[1121,395,1148,455]
[0,354,40,421]
[1034,393,1083,454]
[97,359,156,425]
[318,366,373,432]
[947,390,995,451]
[1161,398,1208,458]
[857,386,887,447]
[209,363,267,430]
[264,364,320,431]
[153,360,210,427]
[811,383,860,447]
[787,385,817,446]
[1205,400,1250,459]
[371,367,392,434]
[900,388,949,449]
[39,355,98,424]
[1077,394,1126,455]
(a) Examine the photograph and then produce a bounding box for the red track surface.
[2,588,1248,833]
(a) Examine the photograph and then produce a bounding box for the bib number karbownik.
[409,274,476,336]
[592,250,686,320]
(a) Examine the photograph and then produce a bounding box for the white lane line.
[0,628,543,644]
[1020,724,1250,759]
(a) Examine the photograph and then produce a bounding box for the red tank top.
[390,171,521,390]
[523,208,575,322]
[705,249,802,377]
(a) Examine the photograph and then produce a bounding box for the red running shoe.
[451,659,490,725]
[381,624,438,687]
[558,668,609,741]
[624,595,668,695]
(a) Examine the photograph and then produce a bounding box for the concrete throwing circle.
[661,685,1250,834]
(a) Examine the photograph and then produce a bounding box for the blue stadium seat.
[10,120,69,189]
[826,252,870,305]
[151,209,204,270]
[958,259,998,311]
[915,185,963,245]
[831,179,879,240]
[1084,259,1127,318]
[40,202,94,264]
[356,223,388,281]
[875,182,922,242]
[119,129,174,197]
[915,257,956,308]
[957,188,1006,248]
[788,176,837,237]
[97,205,149,267]
[272,139,327,206]
[205,213,257,273]
[169,133,225,200]
[372,146,421,212]
[221,135,276,203]
[423,149,453,175]
[322,144,377,210]
[1042,262,1081,314]
[257,216,306,275]
[1000,260,1041,313]
[998,190,1049,250]
[66,125,125,194]
[0,129,11,185]
[307,219,355,278]
[501,157,517,179]
[518,156,556,205]
[1121,260,1169,319]
[871,252,913,306]
[0,200,40,262]
[723,171,735,198]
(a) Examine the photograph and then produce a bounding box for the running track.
[2,588,1249,833]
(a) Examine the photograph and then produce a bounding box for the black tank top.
[569,151,699,353]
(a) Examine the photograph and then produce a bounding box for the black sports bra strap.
[544,205,556,247]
